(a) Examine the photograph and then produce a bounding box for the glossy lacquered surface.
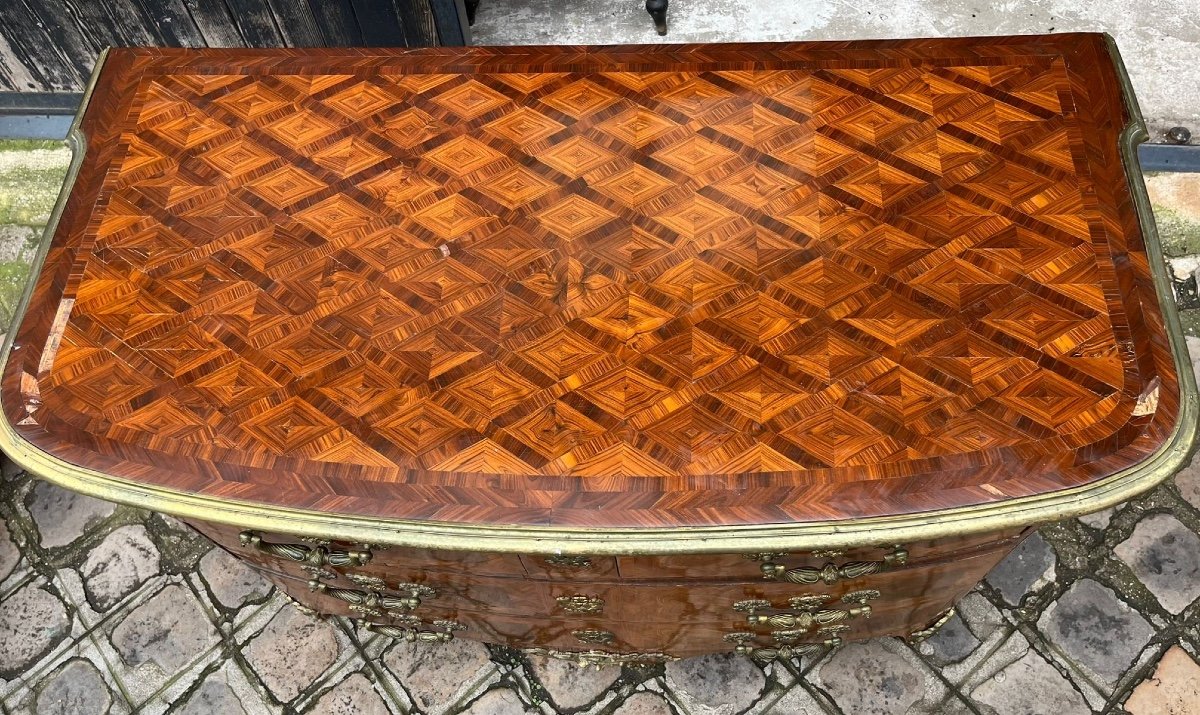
[0,35,1184,531]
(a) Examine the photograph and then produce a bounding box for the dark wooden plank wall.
[0,0,466,93]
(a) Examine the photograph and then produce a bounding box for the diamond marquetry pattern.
[10,40,1174,528]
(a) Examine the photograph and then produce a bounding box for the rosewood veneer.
[1,34,1194,662]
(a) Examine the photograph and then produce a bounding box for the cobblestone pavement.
[4,151,1200,714]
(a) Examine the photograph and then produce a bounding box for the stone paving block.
[80,525,160,612]
[168,660,277,715]
[174,672,248,715]
[985,532,1056,605]
[460,687,537,715]
[197,547,271,611]
[107,582,220,704]
[243,606,342,704]
[1038,579,1154,691]
[526,655,620,711]
[1123,645,1200,715]
[611,691,674,715]
[24,482,115,550]
[922,611,979,666]
[1077,507,1115,530]
[665,652,765,715]
[381,637,495,715]
[755,685,828,715]
[0,582,71,679]
[0,518,20,584]
[1175,457,1200,511]
[29,658,112,715]
[1114,513,1200,614]
[969,642,1090,715]
[810,638,947,715]
[305,672,393,715]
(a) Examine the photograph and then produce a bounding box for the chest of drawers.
[1,34,1195,665]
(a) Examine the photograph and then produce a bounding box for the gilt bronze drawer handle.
[572,629,615,645]
[308,580,422,616]
[361,620,459,643]
[544,555,593,570]
[523,647,676,666]
[556,595,605,614]
[746,605,871,630]
[758,546,907,585]
[724,632,841,663]
[238,531,372,573]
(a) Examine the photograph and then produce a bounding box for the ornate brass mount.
[906,607,956,643]
[733,589,879,630]
[755,546,907,585]
[360,618,463,643]
[572,629,615,645]
[544,554,593,570]
[239,531,372,578]
[523,647,677,667]
[723,632,842,664]
[308,580,435,617]
[556,595,605,614]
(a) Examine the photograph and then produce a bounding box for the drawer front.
[616,528,1027,580]
[185,519,529,578]
[269,572,973,659]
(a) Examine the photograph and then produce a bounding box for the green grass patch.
[0,164,69,226]
[0,139,66,152]
[0,259,31,331]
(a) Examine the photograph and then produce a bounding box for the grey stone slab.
[109,584,219,677]
[305,672,392,715]
[1078,507,1115,530]
[80,525,160,612]
[382,637,494,715]
[613,692,674,715]
[527,654,620,710]
[986,532,1056,605]
[173,672,247,715]
[759,686,828,715]
[0,519,20,583]
[665,653,765,715]
[32,659,111,715]
[243,607,340,704]
[922,611,980,666]
[0,582,71,678]
[25,482,115,549]
[970,647,1089,715]
[198,547,271,611]
[812,639,946,715]
[1038,579,1154,690]
[1176,455,1200,511]
[460,688,533,715]
[1115,513,1200,614]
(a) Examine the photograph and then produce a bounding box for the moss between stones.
[1155,206,1200,259]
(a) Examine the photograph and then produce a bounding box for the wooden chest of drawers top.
[1,34,1194,551]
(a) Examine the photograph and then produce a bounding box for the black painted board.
[265,0,325,47]
[184,0,245,46]
[306,0,364,46]
[393,0,439,46]
[225,0,287,47]
[348,0,407,46]
[427,0,469,46]
[129,0,208,47]
[21,0,97,87]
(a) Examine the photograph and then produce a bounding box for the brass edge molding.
[0,40,1197,555]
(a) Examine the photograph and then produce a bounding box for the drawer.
[244,555,550,617]
[520,553,619,580]
[184,519,528,577]
[269,572,971,659]
[549,546,1006,625]
[615,528,1027,580]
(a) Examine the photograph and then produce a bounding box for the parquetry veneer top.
[1,34,1190,532]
